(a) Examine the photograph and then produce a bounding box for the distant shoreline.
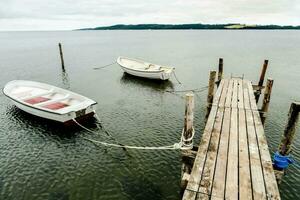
[76,23,300,31]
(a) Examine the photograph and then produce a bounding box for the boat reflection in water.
[120,73,174,92]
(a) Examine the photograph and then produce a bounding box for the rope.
[82,136,182,150]
[72,118,194,150]
[166,86,208,93]
[74,113,128,151]
[93,61,117,70]
[180,128,195,149]
[172,70,182,84]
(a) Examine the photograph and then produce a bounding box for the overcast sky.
[0,0,299,31]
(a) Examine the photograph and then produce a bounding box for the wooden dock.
[182,78,280,200]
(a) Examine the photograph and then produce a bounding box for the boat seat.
[22,89,54,101]
[147,64,161,71]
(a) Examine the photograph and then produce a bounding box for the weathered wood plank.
[210,108,230,198]
[225,79,239,200]
[211,80,234,198]
[247,81,281,200]
[238,79,244,109]
[225,79,234,108]
[182,80,227,200]
[243,80,266,199]
[231,79,238,108]
[238,79,253,200]
[196,80,230,200]
[238,109,253,200]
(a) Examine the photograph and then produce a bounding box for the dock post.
[255,60,268,103]
[206,71,216,119]
[260,79,274,125]
[217,58,223,87]
[58,43,65,70]
[181,93,196,191]
[279,102,300,155]
[273,102,300,183]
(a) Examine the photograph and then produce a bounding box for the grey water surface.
[0,30,299,200]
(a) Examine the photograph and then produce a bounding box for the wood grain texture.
[182,78,280,200]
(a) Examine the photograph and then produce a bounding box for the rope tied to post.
[72,117,194,151]
[180,127,195,149]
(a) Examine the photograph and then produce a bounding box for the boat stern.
[161,68,174,80]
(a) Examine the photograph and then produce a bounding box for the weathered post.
[217,58,223,87]
[278,102,300,156]
[260,79,274,125]
[183,93,195,148]
[181,93,195,191]
[255,60,268,103]
[273,102,300,183]
[206,71,217,119]
[58,43,65,70]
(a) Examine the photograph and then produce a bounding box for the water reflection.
[4,105,98,139]
[120,73,174,92]
[61,68,70,89]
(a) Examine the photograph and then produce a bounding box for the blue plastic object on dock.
[273,151,294,170]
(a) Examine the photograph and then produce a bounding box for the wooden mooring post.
[274,102,300,183]
[58,43,65,70]
[260,78,274,125]
[254,60,268,103]
[217,58,223,87]
[181,93,196,191]
[206,71,216,119]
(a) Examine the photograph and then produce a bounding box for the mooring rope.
[93,61,117,70]
[93,112,128,151]
[72,118,194,150]
[172,70,182,85]
[166,86,208,94]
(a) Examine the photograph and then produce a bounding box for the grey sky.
[0,0,299,31]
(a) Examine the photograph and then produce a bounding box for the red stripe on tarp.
[24,97,50,104]
[43,102,69,110]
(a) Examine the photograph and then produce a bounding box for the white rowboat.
[3,80,97,123]
[117,56,174,80]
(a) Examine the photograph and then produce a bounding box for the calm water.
[0,30,299,200]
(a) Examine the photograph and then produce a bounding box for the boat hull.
[12,99,96,123]
[117,56,173,80]
[120,66,172,80]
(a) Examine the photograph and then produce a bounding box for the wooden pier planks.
[182,78,280,200]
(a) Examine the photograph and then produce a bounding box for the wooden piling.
[260,79,273,125]
[255,60,268,103]
[58,43,65,70]
[278,102,300,156]
[206,71,216,119]
[183,93,195,147]
[217,58,223,86]
[181,93,195,191]
[274,102,300,183]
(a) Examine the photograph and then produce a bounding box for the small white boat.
[117,56,174,80]
[3,80,97,123]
